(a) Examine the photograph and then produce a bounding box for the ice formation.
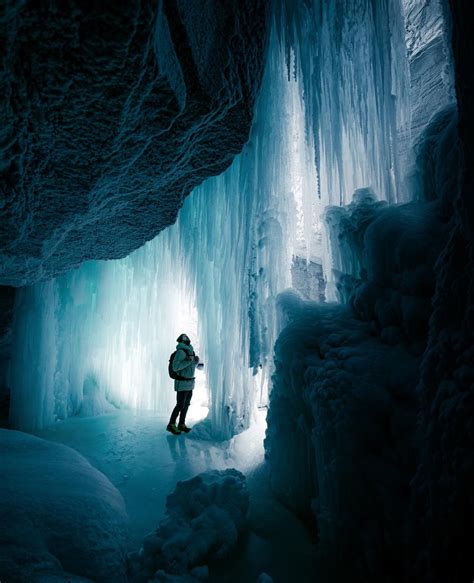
[266,293,421,580]
[9,234,207,431]
[2,0,469,581]
[263,2,460,581]
[9,32,314,437]
[0,428,129,582]
[8,0,455,444]
[265,138,457,577]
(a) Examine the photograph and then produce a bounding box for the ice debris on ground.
[128,469,249,582]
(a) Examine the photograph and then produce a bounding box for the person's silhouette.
[166,333,200,435]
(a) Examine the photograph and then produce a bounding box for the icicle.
[275,0,412,205]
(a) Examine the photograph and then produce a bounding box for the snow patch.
[0,429,129,582]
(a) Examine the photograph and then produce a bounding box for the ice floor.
[36,408,316,582]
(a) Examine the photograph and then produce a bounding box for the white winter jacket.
[172,342,197,391]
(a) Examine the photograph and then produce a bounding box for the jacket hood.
[176,342,194,353]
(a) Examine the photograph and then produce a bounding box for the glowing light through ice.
[9,36,317,436]
[10,230,209,431]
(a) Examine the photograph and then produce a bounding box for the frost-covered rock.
[406,3,474,581]
[269,102,457,581]
[0,1,270,286]
[0,429,129,582]
[322,99,458,354]
[325,187,448,350]
[266,293,420,582]
[266,77,462,582]
[129,469,248,581]
[402,0,456,143]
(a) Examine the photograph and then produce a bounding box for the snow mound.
[0,429,128,582]
[129,469,249,581]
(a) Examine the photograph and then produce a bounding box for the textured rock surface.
[408,2,474,581]
[399,0,456,188]
[402,0,455,139]
[0,0,270,285]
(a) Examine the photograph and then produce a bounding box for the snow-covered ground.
[0,428,129,582]
[34,409,315,582]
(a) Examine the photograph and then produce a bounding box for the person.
[166,333,200,435]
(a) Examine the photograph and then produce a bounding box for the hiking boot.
[178,423,191,433]
[166,423,181,435]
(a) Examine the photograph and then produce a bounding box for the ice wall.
[265,191,453,581]
[266,294,421,582]
[176,37,321,437]
[9,230,206,431]
[264,2,459,581]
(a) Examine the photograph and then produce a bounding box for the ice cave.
[0,1,473,582]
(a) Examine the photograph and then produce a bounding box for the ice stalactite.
[176,35,321,437]
[275,0,411,205]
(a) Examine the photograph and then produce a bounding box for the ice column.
[175,34,317,437]
[9,229,206,431]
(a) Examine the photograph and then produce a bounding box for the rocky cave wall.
[0,0,270,286]
[408,1,474,581]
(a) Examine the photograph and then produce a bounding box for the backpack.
[168,350,195,381]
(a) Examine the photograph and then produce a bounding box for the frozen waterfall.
[8,1,453,437]
[10,34,314,436]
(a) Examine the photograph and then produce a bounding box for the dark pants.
[169,390,193,425]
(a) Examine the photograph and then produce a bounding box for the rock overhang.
[0,0,271,286]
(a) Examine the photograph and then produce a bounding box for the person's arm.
[172,349,195,372]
